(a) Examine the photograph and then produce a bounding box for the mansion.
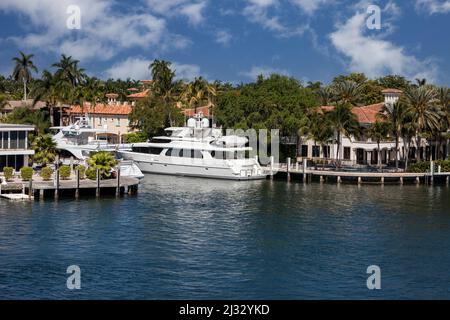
[298,89,443,167]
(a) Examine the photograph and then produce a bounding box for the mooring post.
[287,157,291,182]
[270,156,274,180]
[416,176,420,185]
[400,176,404,185]
[96,168,100,198]
[358,177,362,185]
[75,169,80,199]
[303,160,307,183]
[55,169,59,200]
[28,178,33,199]
[337,176,341,184]
[381,177,385,185]
[430,161,434,186]
[116,168,121,197]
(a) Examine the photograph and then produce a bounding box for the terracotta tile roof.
[4,100,47,111]
[183,106,210,117]
[127,89,150,99]
[381,88,403,94]
[352,103,384,124]
[67,103,132,115]
[318,103,385,124]
[105,93,119,98]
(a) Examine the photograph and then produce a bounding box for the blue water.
[1,175,450,299]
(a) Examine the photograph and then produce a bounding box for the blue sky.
[0,0,449,85]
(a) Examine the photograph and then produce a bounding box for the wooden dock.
[0,173,140,200]
[267,165,450,186]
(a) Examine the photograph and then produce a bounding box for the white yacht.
[51,117,144,179]
[119,115,267,180]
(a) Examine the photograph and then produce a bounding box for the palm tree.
[150,59,175,95]
[437,87,450,159]
[183,77,207,114]
[12,51,38,101]
[404,86,440,161]
[87,151,118,179]
[332,80,363,106]
[326,103,360,166]
[369,121,389,171]
[32,70,57,125]
[305,112,334,169]
[52,54,86,87]
[32,134,57,167]
[415,78,427,87]
[316,87,334,106]
[205,81,218,123]
[380,101,410,170]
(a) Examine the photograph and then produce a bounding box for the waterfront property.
[0,124,34,171]
[298,89,448,166]
[66,95,134,143]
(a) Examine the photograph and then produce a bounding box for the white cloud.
[240,66,290,79]
[171,62,203,81]
[146,0,208,25]
[415,0,450,14]
[290,0,334,14]
[243,0,286,33]
[105,57,152,80]
[105,57,203,81]
[0,0,190,63]
[329,8,438,81]
[215,30,232,46]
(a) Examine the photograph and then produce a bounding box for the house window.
[301,145,308,157]
[116,118,121,126]
[312,146,320,158]
[10,131,18,149]
[344,147,351,160]
[18,131,26,149]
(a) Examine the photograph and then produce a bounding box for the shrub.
[75,165,86,180]
[123,132,148,143]
[20,167,34,181]
[59,165,71,180]
[40,167,54,181]
[407,160,450,173]
[2,167,14,181]
[87,151,118,179]
[86,167,98,180]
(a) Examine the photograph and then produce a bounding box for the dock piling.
[116,168,121,197]
[96,168,100,198]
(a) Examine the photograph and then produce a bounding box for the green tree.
[87,151,118,179]
[380,101,410,170]
[404,86,440,160]
[332,80,364,106]
[12,51,38,101]
[32,134,57,166]
[369,121,389,171]
[325,104,360,166]
[52,54,86,87]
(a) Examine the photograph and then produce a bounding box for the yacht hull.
[125,157,267,181]
[135,161,267,180]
